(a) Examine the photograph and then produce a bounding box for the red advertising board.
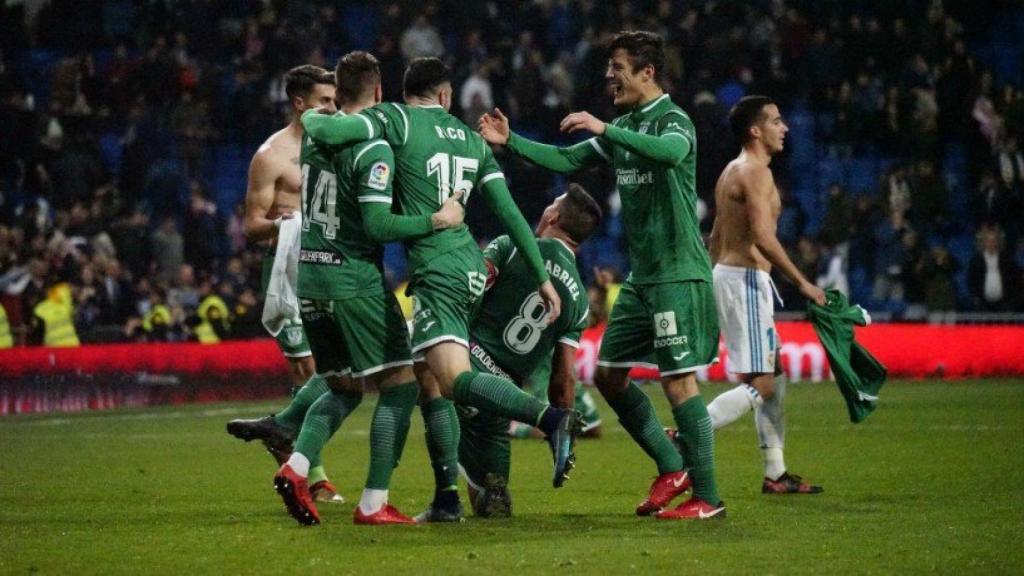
[2,322,1023,415]
[575,321,1024,383]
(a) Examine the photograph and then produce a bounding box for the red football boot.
[273,464,320,526]
[354,504,416,525]
[635,470,691,516]
[762,472,823,494]
[310,480,345,504]
[655,496,726,520]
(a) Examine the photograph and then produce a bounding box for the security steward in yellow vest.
[195,293,230,343]
[33,283,80,347]
[0,302,13,348]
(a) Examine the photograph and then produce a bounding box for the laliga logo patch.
[367,162,390,190]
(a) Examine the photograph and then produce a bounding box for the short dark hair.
[608,31,665,81]
[334,51,381,105]
[284,65,334,101]
[403,57,451,98]
[729,95,776,144]
[559,184,603,245]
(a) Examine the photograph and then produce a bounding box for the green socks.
[421,397,461,493]
[365,382,418,490]
[672,395,720,505]
[273,374,330,431]
[293,390,363,463]
[452,371,548,428]
[606,381,684,475]
[308,464,328,486]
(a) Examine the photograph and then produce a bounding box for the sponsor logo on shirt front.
[299,250,343,265]
[616,168,654,186]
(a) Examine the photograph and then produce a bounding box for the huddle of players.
[230,29,825,527]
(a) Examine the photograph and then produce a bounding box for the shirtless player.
[226,65,343,503]
[706,95,827,494]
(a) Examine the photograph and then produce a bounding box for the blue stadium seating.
[98,132,123,174]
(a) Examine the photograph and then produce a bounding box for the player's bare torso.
[255,125,303,235]
[713,157,780,272]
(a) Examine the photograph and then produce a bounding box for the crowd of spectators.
[0,0,1022,346]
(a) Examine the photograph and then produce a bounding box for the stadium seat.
[846,157,878,196]
[98,132,123,174]
[816,157,845,192]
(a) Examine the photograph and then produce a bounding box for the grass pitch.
[1,380,1022,575]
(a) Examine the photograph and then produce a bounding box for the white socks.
[286,453,310,477]
[359,489,388,515]
[756,374,787,480]
[708,384,764,429]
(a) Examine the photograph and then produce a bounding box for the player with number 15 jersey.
[303,58,581,520]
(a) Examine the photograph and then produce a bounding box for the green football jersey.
[471,236,588,382]
[297,113,394,300]
[600,94,711,284]
[352,103,505,272]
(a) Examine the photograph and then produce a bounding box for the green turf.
[1,380,1022,575]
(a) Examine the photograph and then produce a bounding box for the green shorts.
[409,245,489,358]
[597,279,719,377]
[299,292,412,378]
[274,316,312,358]
[457,349,514,489]
[261,252,312,358]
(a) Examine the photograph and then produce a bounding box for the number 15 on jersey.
[427,152,478,206]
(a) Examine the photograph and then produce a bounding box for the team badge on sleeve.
[368,162,390,191]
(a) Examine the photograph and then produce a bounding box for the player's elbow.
[753,233,777,254]
[243,217,267,242]
[364,227,386,244]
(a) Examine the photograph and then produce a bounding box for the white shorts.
[712,265,778,374]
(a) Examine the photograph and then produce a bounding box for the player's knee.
[290,356,316,384]
[374,365,416,390]
[594,366,628,397]
[749,374,776,400]
[326,374,361,395]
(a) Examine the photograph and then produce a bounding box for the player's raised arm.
[562,110,692,167]
[301,108,376,146]
[744,167,825,305]
[479,107,606,174]
[478,172,560,323]
[243,149,290,242]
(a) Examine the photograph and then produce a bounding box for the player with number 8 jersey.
[456,185,601,518]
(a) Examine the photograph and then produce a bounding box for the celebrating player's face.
[302,84,338,114]
[535,193,566,236]
[759,104,788,154]
[606,49,645,107]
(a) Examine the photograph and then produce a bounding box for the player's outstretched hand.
[559,111,605,135]
[432,190,465,230]
[478,108,510,145]
[539,280,562,325]
[801,282,826,306]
